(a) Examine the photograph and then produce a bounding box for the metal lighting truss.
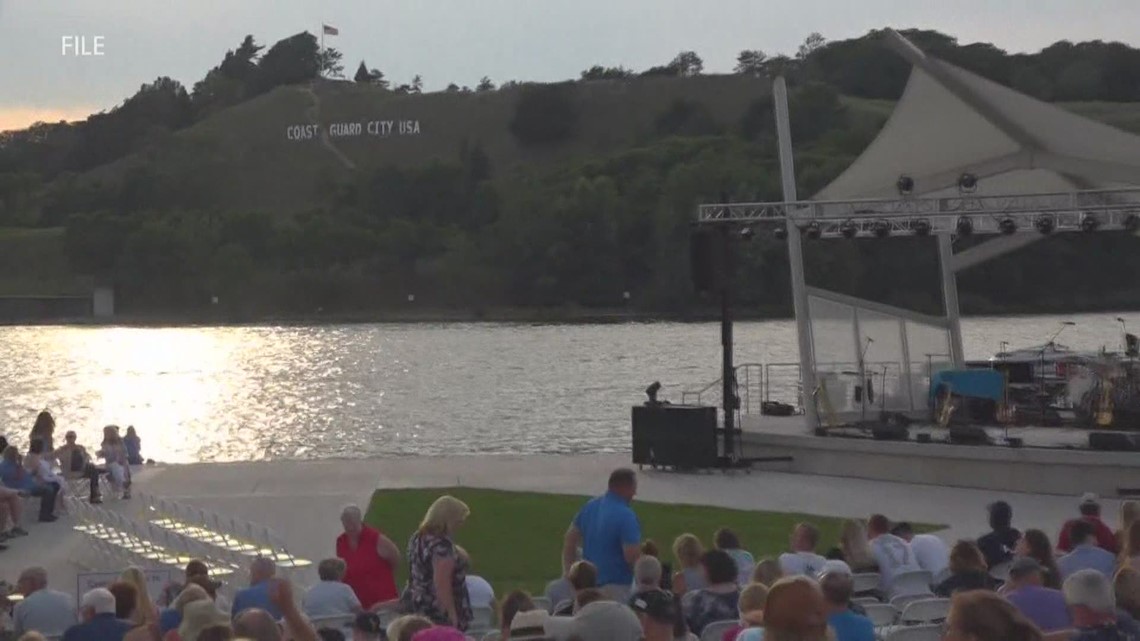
[696,187,1140,237]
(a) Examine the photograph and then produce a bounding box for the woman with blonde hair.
[1119,501,1140,547]
[99,425,132,499]
[671,533,706,595]
[942,590,1043,641]
[837,520,877,573]
[402,495,472,630]
[1121,521,1140,571]
[1115,566,1140,620]
[121,566,160,626]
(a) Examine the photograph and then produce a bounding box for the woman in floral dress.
[401,495,472,630]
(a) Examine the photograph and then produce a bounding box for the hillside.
[70,75,770,215]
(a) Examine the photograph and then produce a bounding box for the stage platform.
[737,415,1140,497]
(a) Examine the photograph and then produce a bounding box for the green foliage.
[653,99,722,137]
[508,83,580,145]
[253,32,321,94]
[734,50,767,76]
[580,65,634,81]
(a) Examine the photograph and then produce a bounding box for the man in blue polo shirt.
[232,557,284,620]
[563,468,641,601]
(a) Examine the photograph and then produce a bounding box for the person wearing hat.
[570,598,642,641]
[1058,493,1118,554]
[819,563,873,641]
[630,589,680,641]
[178,600,231,641]
[510,609,563,641]
[976,501,1020,569]
[1004,557,1072,633]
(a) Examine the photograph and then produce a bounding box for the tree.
[653,99,721,137]
[670,51,703,76]
[734,50,767,75]
[254,32,322,94]
[446,83,460,92]
[580,65,634,81]
[797,32,826,59]
[509,83,579,145]
[318,46,345,78]
[411,75,423,94]
[354,61,371,83]
[368,68,389,89]
[477,76,496,92]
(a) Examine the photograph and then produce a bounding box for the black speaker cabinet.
[1089,431,1137,451]
[631,404,718,469]
[689,228,725,293]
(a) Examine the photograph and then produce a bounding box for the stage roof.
[815,30,1140,201]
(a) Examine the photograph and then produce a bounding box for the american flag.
[322,24,339,36]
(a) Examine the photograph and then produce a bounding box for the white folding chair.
[310,613,355,638]
[899,598,950,625]
[890,570,934,597]
[700,620,738,641]
[989,561,1011,583]
[469,606,495,634]
[890,593,935,610]
[864,603,899,628]
[853,572,882,594]
[481,632,502,641]
[853,596,882,606]
[884,624,942,641]
[531,596,551,612]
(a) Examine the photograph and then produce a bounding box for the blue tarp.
[929,369,1005,405]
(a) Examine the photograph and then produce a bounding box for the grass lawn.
[364,487,938,596]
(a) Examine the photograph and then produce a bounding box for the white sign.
[286,120,422,141]
[76,569,172,607]
[61,36,105,56]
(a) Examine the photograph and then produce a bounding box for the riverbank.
[0,453,1107,598]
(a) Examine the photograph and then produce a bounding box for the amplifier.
[631,404,719,469]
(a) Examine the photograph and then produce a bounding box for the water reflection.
[0,313,1135,463]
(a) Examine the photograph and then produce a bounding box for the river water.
[0,312,1136,463]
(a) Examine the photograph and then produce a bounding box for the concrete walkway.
[0,453,1113,597]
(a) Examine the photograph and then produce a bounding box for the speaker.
[631,405,719,469]
[689,228,725,293]
[1089,431,1137,451]
[949,425,992,445]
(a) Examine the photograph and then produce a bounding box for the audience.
[107,580,138,623]
[1118,501,1140,549]
[98,426,132,500]
[387,615,433,641]
[567,594,643,641]
[1003,557,1072,632]
[336,504,400,609]
[742,576,828,641]
[819,565,874,641]
[1113,567,1140,621]
[62,587,133,641]
[0,483,28,542]
[1059,520,1117,580]
[631,589,681,641]
[120,567,160,626]
[721,581,767,641]
[892,521,950,582]
[124,426,143,466]
[177,600,230,641]
[681,549,741,635]
[24,440,67,514]
[159,584,210,638]
[496,590,535,638]
[29,411,56,454]
[12,567,77,638]
[1065,568,1140,641]
[671,534,706,595]
[507,609,555,640]
[234,578,318,641]
[943,590,1044,641]
[977,500,1021,569]
[640,540,673,591]
[866,514,919,595]
[714,529,755,586]
[303,558,363,618]
[1017,529,1063,589]
[404,495,472,630]
[53,430,105,504]
[563,468,641,602]
[835,519,877,573]
[553,561,597,616]
[458,546,495,611]
[633,555,664,597]
[751,559,783,587]
[0,446,59,523]
[778,523,827,578]
[935,540,996,596]
[231,557,283,620]
[1120,521,1140,572]
[1058,494,1118,554]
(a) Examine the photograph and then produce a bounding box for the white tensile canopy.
[816,30,1140,201]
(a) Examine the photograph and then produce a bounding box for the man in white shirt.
[868,514,921,595]
[303,558,362,619]
[892,522,950,582]
[778,522,828,577]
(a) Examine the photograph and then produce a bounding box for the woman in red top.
[337,504,401,608]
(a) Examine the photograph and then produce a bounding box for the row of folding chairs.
[136,493,314,585]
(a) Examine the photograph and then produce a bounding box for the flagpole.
[319,23,324,78]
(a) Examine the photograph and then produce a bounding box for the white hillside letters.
[285,119,422,141]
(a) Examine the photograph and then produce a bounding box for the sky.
[2,0,1140,131]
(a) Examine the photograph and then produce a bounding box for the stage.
[737,414,1140,497]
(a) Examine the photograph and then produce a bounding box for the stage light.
[999,217,1017,235]
[1080,214,1100,232]
[896,175,914,196]
[911,218,932,236]
[804,221,821,240]
[956,216,974,236]
[774,226,788,240]
[840,220,859,239]
[740,226,755,240]
[872,219,891,238]
[958,173,978,193]
[1034,215,1055,235]
[1125,214,1140,232]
